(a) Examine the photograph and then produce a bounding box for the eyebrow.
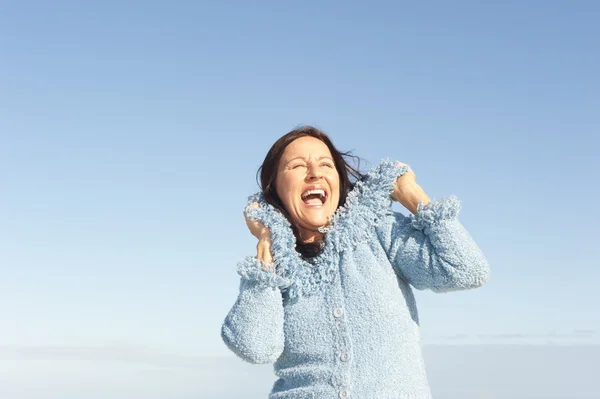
[285,156,333,164]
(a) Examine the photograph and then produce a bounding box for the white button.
[339,388,349,398]
[340,352,350,362]
[333,308,344,318]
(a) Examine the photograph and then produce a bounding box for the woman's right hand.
[244,203,274,267]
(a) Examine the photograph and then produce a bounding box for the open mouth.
[301,188,327,206]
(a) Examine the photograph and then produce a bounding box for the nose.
[307,164,322,181]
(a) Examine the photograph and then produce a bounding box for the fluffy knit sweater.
[221,160,490,399]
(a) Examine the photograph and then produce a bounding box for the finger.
[243,202,260,219]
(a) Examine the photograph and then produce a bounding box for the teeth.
[301,189,326,199]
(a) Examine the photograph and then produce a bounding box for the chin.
[304,216,330,228]
[308,221,328,229]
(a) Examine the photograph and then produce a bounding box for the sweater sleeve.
[375,196,491,293]
[221,256,289,364]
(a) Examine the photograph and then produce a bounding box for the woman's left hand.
[391,162,431,214]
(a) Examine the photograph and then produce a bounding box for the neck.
[299,229,324,244]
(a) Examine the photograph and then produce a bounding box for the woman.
[221,126,490,398]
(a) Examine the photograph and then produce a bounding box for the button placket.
[327,255,353,396]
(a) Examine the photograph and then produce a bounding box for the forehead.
[281,136,333,160]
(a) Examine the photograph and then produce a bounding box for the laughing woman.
[221,126,490,399]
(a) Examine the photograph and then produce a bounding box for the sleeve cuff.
[237,256,291,290]
[410,195,461,231]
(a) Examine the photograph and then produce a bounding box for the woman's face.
[275,136,340,242]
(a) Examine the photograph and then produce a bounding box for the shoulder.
[325,159,410,250]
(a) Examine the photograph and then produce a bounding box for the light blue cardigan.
[221,160,490,398]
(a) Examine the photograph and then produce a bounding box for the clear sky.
[1,0,599,397]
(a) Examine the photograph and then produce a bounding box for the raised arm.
[221,206,288,364]
[221,256,288,364]
[357,160,490,293]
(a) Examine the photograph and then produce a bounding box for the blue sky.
[1,0,599,397]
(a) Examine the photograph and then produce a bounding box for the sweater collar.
[244,159,408,299]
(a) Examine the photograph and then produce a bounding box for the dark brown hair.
[257,126,363,259]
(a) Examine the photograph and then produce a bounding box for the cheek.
[327,175,341,206]
[276,174,299,202]
[331,191,341,207]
